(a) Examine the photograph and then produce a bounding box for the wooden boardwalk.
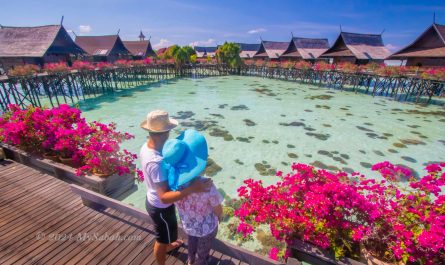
[0,160,249,265]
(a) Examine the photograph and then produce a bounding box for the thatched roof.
[75,35,129,56]
[236,43,260,58]
[0,25,84,57]
[123,40,156,57]
[254,41,288,59]
[389,23,445,59]
[321,32,390,60]
[281,37,329,59]
[193,46,217,58]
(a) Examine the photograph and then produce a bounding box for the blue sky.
[1,0,445,51]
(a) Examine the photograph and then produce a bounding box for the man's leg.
[154,241,168,265]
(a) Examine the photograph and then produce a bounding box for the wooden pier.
[0,64,444,112]
[0,159,282,265]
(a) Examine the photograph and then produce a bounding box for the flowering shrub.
[96,62,113,70]
[114,60,131,68]
[0,105,47,152]
[314,61,335,71]
[294,61,312,70]
[7,64,40,76]
[72,61,95,71]
[0,104,142,179]
[281,61,295,69]
[255,60,265,67]
[235,162,445,264]
[143,57,153,65]
[76,121,142,177]
[44,62,70,74]
[375,65,409,77]
[336,62,360,73]
[420,68,445,81]
[266,61,278,68]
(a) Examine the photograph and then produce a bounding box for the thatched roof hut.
[388,23,445,66]
[237,43,260,59]
[253,41,288,60]
[320,32,390,64]
[281,37,329,61]
[123,40,156,58]
[193,46,217,58]
[0,25,84,70]
[75,35,130,62]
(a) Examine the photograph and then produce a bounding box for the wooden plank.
[75,213,149,265]
[63,211,135,265]
[0,179,64,214]
[0,201,86,264]
[35,208,117,264]
[12,207,103,264]
[53,209,127,264]
[96,216,155,264]
[0,182,73,236]
[70,184,283,265]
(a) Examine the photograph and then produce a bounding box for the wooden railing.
[70,184,285,265]
[0,64,444,112]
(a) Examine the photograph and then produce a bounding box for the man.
[140,110,211,265]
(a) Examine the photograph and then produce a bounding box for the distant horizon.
[2,0,445,52]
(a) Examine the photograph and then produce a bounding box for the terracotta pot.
[58,156,74,167]
[361,247,403,265]
[92,170,116,178]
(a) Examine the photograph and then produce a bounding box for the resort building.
[280,37,330,62]
[122,31,156,59]
[388,23,445,67]
[193,46,217,58]
[253,40,289,60]
[75,35,130,62]
[236,43,260,59]
[0,25,85,70]
[320,32,390,64]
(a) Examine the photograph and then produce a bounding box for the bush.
[235,162,445,264]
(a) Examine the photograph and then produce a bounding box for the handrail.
[70,184,284,265]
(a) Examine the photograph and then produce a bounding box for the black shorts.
[145,200,178,244]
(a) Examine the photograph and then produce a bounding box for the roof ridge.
[341,31,382,36]
[0,24,60,29]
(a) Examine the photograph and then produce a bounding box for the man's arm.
[156,179,212,204]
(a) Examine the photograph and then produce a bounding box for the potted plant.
[75,122,140,178]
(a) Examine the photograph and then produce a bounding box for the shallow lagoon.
[80,76,445,250]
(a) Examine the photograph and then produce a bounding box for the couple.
[140,110,223,265]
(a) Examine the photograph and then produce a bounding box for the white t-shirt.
[140,143,172,209]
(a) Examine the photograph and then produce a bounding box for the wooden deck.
[0,160,251,265]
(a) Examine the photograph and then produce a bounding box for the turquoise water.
[79,76,445,251]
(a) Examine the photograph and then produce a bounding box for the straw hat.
[161,130,208,191]
[140,110,178,133]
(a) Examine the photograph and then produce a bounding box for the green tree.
[216,42,241,68]
[190,54,197,64]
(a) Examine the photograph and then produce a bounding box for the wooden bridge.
[0,159,282,265]
[0,64,444,112]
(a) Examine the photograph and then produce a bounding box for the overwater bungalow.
[320,32,390,64]
[0,25,85,70]
[280,37,329,62]
[236,43,260,59]
[122,31,156,59]
[253,40,289,60]
[388,23,445,67]
[193,46,217,58]
[75,35,130,62]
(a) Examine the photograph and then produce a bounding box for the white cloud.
[153,39,171,49]
[79,25,92,34]
[247,28,267,34]
[385,44,400,52]
[189,38,215,47]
